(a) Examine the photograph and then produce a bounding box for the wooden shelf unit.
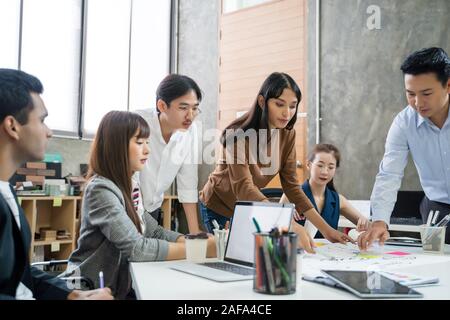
[161,195,178,230]
[19,196,81,263]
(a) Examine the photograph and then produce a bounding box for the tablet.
[321,270,423,299]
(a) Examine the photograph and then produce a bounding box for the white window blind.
[0,0,21,69]
[21,0,82,134]
[83,0,132,136]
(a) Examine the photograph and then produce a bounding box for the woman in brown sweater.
[199,72,353,253]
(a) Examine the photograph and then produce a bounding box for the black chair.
[260,188,283,203]
[31,260,94,290]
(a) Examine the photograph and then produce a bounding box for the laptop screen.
[391,191,424,219]
[224,201,294,266]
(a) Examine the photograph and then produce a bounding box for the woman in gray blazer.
[66,111,215,299]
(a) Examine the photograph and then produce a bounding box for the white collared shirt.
[134,109,199,213]
[0,180,35,300]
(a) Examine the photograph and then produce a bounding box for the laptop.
[389,190,425,226]
[170,201,295,282]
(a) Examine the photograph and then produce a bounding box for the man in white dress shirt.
[135,74,202,233]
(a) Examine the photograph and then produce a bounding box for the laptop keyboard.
[390,217,423,225]
[203,262,254,275]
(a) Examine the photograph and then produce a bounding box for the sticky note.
[51,242,60,252]
[357,253,380,259]
[386,251,411,256]
[53,197,62,207]
[314,242,326,247]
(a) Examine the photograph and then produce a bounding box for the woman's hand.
[206,234,217,258]
[356,217,371,232]
[291,223,315,254]
[293,210,306,222]
[323,228,355,244]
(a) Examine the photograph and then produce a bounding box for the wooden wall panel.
[219,0,308,187]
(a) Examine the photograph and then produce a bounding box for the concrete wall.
[307,0,450,199]
[177,0,221,189]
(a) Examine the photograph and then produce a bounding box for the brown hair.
[87,111,150,233]
[307,143,341,192]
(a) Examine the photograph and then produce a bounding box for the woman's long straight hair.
[87,111,150,233]
[220,72,302,148]
[307,144,341,193]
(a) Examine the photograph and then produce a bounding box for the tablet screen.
[321,270,423,298]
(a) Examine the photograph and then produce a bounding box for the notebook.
[170,201,294,282]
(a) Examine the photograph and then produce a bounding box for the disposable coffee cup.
[185,232,208,262]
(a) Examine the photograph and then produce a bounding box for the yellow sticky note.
[18,197,22,206]
[314,242,326,247]
[51,242,60,252]
[53,197,62,207]
[357,253,380,259]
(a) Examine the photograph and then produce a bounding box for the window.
[0,0,21,68]
[129,0,172,111]
[222,0,273,14]
[83,0,132,136]
[5,0,173,138]
[21,0,82,135]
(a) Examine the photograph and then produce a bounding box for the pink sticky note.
[386,251,411,256]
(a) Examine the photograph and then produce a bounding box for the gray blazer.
[66,175,182,299]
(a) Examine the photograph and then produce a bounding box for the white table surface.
[130,244,450,300]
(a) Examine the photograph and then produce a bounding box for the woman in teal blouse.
[281,144,370,238]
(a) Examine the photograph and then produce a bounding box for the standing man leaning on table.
[359,47,450,250]
[135,74,203,233]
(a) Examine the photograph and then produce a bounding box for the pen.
[99,271,104,288]
[426,210,434,226]
[212,219,220,230]
[431,211,440,226]
[252,217,261,233]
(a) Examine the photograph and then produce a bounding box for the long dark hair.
[307,144,341,192]
[220,72,302,147]
[87,111,150,233]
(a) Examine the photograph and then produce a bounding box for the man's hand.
[67,288,113,300]
[357,221,390,251]
[323,228,355,244]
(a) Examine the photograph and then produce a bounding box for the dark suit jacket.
[0,186,72,300]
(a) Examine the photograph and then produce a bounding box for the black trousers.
[420,196,450,244]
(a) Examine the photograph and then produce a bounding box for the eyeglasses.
[177,105,202,117]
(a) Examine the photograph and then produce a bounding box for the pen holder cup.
[253,232,297,295]
[420,225,446,254]
[213,229,228,261]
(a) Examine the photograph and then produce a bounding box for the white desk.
[130,245,450,300]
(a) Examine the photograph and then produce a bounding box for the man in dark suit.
[0,68,113,300]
